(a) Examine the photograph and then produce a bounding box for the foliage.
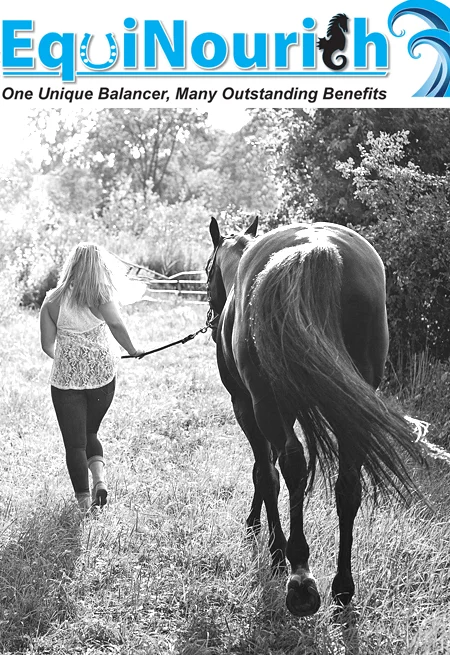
[86,109,207,205]
[29,109,276,216]
[337,130,450,368]
[100,194,212,276]
[266,108,450,225]
[0,156,35,212]
[1,109,282,305]
[206,117,279,213]
[32,108,208,209]
[0,258,24,322]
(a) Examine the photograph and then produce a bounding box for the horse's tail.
[250,241,423,497]
[320,48,347,71]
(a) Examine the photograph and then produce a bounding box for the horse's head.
[206,216,258,340]
[335,13,349,33]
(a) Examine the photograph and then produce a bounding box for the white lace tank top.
[50,295,120,390]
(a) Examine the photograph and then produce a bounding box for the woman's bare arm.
[40,299,57,359]
[97,300,141,356]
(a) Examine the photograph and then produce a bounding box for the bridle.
[205,241,224,331]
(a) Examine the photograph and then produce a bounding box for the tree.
[0,155,36,212]
[338,131,450,366]
[175,112,279,214]
[29,108,209,211]
[85,109,207,206]
[211,116,279,213]
[265,108,450,225]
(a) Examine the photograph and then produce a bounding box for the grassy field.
[1,302,450,655]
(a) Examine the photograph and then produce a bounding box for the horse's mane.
[326,13,349,37]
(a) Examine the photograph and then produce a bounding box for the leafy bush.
[0,259,24,321]
[337,131,450,371]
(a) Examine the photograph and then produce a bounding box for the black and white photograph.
[1,2,450,653]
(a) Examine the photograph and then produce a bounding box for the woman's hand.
[128,349,146,359]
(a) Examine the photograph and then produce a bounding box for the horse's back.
[238,223,384,296]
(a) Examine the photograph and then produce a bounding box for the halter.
[205,243,220,286]
[205,232,236,287]
[205,243,223,331]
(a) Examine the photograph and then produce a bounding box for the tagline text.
[1,85,388,104]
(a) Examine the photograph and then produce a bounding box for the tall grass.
[387,349,450,450]
[0,303,450,654]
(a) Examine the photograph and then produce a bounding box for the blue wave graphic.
[388,0,450,96]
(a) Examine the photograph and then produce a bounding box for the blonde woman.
[40,243,144,513]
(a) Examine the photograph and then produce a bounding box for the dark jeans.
[51,378,116,494]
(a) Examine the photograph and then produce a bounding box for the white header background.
[0,0,445,106]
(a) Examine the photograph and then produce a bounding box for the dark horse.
[317,13,349,71]
[206,217,423,617]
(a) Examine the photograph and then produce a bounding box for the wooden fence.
[118,257,207,304]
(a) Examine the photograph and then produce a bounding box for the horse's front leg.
[278,427,321,617]
[332,447,363,607]
[233,394,287,572]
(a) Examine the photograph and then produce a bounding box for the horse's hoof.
[286,576,321,617]
[332,590,354,608]
[332,572,354,608]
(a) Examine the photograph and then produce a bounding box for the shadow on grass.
[333,604,361,655]
[173,566,362,655]
[0,502,83,653]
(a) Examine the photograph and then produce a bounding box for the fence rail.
[117,256,208,303]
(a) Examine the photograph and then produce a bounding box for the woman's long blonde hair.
[50,243,116,307]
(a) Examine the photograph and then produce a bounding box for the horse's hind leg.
[247,444,279,536]
[333,302,387,605]
[277,426,321,617]
[232,394,287,571]
[332,446,363,606]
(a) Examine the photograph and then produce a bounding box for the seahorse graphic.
[317,14,349,70]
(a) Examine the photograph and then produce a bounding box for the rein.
[122,307,217,360]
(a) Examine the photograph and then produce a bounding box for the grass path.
[0,303,449,654]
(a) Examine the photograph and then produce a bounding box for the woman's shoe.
[76,491,93,517]
[92,481,108,507]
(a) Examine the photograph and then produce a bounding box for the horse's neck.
[222,264,239,296]
[222,237,254,296]
[222,255,242,296]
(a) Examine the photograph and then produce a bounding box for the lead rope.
[121,308,217,359]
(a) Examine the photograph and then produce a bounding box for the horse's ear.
[245,216,259,238]
[209,216,221,247]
